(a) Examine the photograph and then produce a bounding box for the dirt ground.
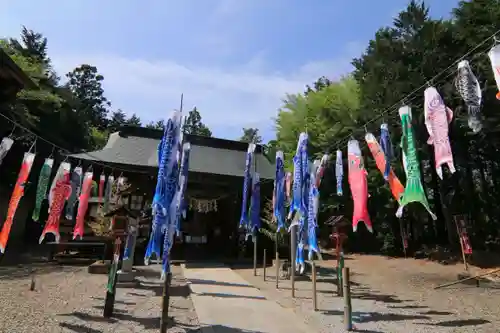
[0,262,200,332]
[235,254,500,333]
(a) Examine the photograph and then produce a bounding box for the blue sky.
[2,0,458,142]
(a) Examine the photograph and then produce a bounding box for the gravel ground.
[235,254,500,333]
[0,262,200,332]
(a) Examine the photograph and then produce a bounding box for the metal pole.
[160,272,172,333]
[275,232,279,288]
[343,267,353,331]
[290,224,297,298]
[312,261,317,311]
[263,249,267,281]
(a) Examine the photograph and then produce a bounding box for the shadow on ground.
[193,291,266,300]
[118,280,191,297]
[59,311,161,330]
[418,318,491,327]
[0,263,81,280]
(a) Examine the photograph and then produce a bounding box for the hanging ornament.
[347,139,372,233]
[365,132,404,202]
[335,150,343,196]
[39,172,72,243]
[49,162,71,211]
[73,170,94,240]
[488,43,500,100]
[65,167,83,220]
[379,123,393,180]
[0,152,36,253]
[424,86,456,179]
[32,158,54,222]
[455,60,482,133]
[0,137,14,167]
[397,106,437,220]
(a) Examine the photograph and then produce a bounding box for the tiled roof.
[69,131,275,179]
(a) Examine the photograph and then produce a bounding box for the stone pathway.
[182,263,311,333]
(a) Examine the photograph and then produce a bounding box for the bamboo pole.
[434,268,500,289]
[343,267,353,331]
[263,249,267,281]
[275,233,279,288]
[312,261,317,311]
[454,215,469,272]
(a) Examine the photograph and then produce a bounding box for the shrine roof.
[69,125,275,179]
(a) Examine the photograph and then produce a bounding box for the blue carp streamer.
[239,143,256,230]
[308,154,328,260]
[145,111,182,267]
[335,150,343,196]
[289,133,309,274]
[379,123,393,180]
[174,143,191,236]
[274,151,286,232]
[248,173,261,240]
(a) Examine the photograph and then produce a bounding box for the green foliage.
[259,199,288,249]
[240,128,262,144]
[183,107,212,136]
[275,0,500,255]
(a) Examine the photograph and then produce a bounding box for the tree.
[240,128,262,144]
[125,113,142,127]
[108,110,127,132]
[66,64,111,129]
[305,76,332,96]
[146,119,165,129]
[182,107,212,136]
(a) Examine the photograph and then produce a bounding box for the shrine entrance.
[170,173,242,261]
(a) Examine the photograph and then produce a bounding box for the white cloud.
[51,49,355,141]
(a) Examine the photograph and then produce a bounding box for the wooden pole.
[399,219,407,258]
[434,267,500,289]
[290,224,297,298]
[312,261,317,311]
[103,237,121,318]
[343,267,353,331]
[263,249,267,281]
[160,272,172,333]
[275,233,279,288]
[253,235,258,276]
[454,216,469,272]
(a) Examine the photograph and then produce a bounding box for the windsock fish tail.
[0,152,35,253]
[239,143,256,228]
[352,207,373,233]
